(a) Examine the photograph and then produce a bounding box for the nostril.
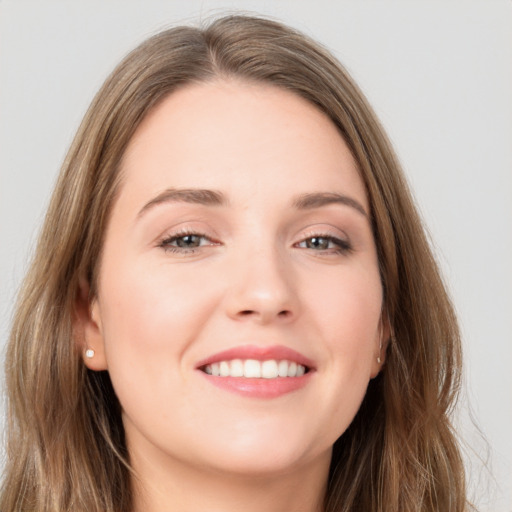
[236,309,291,320]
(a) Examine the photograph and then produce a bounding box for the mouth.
[201,358,309,379]
[195,345,314,398]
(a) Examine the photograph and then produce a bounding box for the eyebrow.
[137,188,368,218]
[292,192,368,217]
[138,188,228,217]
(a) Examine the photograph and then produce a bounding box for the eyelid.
[295,227,353,254]
[157,227,221,254]
[155,222,219,243]
[299,225,350,242]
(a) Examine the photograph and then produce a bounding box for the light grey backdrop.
[1,1,511,510]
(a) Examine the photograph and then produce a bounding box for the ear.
[370,314,390,378]
[74,278,108,371]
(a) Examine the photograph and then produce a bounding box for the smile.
[196,345,314,398]
[202,359,308,379]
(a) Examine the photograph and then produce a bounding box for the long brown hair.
[1,14,467,511]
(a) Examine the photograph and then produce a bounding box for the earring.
[85,348,95,358]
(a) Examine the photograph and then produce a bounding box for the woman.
[1,14,467,512]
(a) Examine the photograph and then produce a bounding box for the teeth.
[202,359,307,379]
[244,359,261,378]
[278,360,289,377]
[261,360,278,379]
[219,361,230,377]
[230,359,244,377]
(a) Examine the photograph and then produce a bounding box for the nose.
[224,247,299,325]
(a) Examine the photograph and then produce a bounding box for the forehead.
[118,80,368,210]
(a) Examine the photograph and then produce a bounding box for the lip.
[195,344,315,370]
[195,344,315,399]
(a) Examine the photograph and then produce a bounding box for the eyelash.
[294,233,352,255]
[158,229,216,254]
[158,230,352,256]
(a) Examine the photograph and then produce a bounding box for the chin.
[202,449,325,479]
[194,427,332,478]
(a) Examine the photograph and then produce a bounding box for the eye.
[158,230,218,254]
[296,235,352,254]
[168,234,205,248]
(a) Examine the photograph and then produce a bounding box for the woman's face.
[84,80,384,478]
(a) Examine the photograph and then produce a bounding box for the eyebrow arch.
[138,188,228,217]
[292,192,368,218]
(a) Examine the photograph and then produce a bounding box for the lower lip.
[198,371,313,398]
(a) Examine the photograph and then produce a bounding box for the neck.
[130,445,330,512]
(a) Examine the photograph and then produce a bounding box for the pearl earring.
[85,348,95,358]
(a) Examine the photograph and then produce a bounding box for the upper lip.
[195,344,316,371]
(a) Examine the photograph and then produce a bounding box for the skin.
[78,80,387,512]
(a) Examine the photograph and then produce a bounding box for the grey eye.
[173,234,204,248]
[296,235,352,254]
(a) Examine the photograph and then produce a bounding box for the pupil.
[178,235,199,247]
[309,237,328,249]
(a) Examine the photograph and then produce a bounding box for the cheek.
[304,265,382,384]
[100,256,209,336]
[96,254,229,393]
[308,265,382,338]
[95,257,213,425]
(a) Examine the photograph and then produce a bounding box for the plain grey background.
[1,1,511,510]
